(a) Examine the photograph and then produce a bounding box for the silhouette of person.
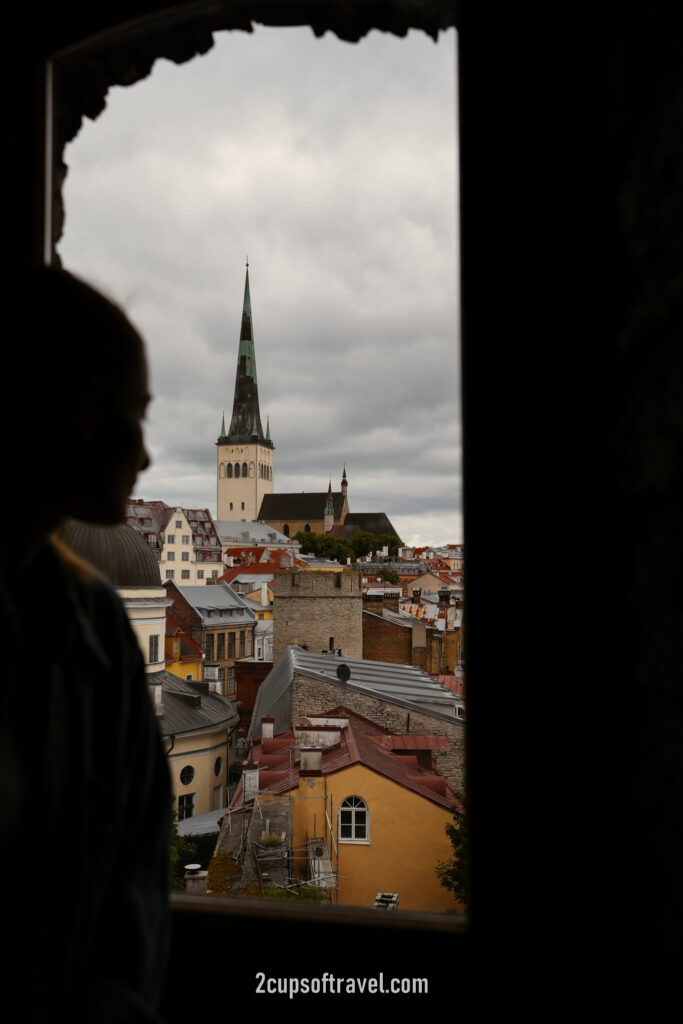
[1,266,170,1021]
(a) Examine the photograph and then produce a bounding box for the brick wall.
[272,570,362,661]
[362,612,428,672]
[291,672,465,791]
[234,660,272,736]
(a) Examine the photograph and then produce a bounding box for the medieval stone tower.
[216,264,274,521]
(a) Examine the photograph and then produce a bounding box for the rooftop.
[248,645,464,742]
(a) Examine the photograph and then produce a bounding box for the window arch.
[339,795,370,843]
[304,524,311,533]
[242,461,248,477]
[219,462,225,478]
[234,462,240,478]
[227,463,233,478]
[283,524,289,537]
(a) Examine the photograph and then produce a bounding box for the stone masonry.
[291,672,465,792]
[272,570,362,662]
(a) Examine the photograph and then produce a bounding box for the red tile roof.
[231,706,461,813]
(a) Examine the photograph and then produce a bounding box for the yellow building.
[227,708,463,912]
[165,615,203,681]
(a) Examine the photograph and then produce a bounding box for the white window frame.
[338,795,370,845]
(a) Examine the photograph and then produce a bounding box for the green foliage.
[169,813,198,893]
[294,530,402,563]
[261,883,328,903]
[435,797,468,907]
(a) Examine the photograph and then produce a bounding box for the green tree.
[435,798,467,907]
[169,812,199,893]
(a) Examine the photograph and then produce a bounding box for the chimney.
[412,586,421,602]
[261,582,268,606]
[261,716,274,740]
[242,760,260,799]
[299,746,323,775]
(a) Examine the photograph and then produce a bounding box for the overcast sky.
[58,25,461,548]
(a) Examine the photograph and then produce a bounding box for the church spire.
[222,263,272,446]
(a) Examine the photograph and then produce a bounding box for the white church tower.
[216,264,274,521]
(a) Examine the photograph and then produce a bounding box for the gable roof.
[258,491,345,522]
[167,580,255,626]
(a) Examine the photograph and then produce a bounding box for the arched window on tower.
[219,463,225,478]
[227,463,233,478]
[283,524,289,537]
[249,462,254,477]
[242,462,248,477]
[304,524,311,533]
[234,463,240,478]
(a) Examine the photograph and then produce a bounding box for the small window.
[149,634,159,663]
[167,534,175,544]
[182,551,189,561]
[167,551,175,561]
[177,793,195,821]
[214,756,222,777]
[181,570,190,579]
[235,463,240,478]
[241,502,245,510]
[217,634,225,660]
[176,520,182,528]
[180,765,195,785]
[227,463,233,478]
[197,570,204,579]
[229,502,233,511]
[165,569,174,580]
[304,524,311,533]
[211,570,219,578]
[182,535,190,545]
[283,524,290,537]
[339,796,370,844]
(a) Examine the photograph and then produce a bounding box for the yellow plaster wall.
[290,764,461,913]
[169,729,229,817]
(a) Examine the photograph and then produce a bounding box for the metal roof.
[247,645,463,744]
[176,807,227,837]
[173,582,255,624]
[237,708,459,812]
[157,671,239,736]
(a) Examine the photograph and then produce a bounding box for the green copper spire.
[265,416,271,442]
[223,263,272,447]
[324,479,334,517]
[217,411,227,443]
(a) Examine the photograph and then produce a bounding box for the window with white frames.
[165,569,174,579]
[176,520,182,528]
[339,796,370,844]
[167,535,175,544]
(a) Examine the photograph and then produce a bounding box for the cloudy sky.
[58,25,461,547]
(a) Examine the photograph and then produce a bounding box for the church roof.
[66,520,162,587]
[218,265,272,448]
[258,491,346,522]
[329,512,401,540]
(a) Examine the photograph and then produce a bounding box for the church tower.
[216,264,274,521]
